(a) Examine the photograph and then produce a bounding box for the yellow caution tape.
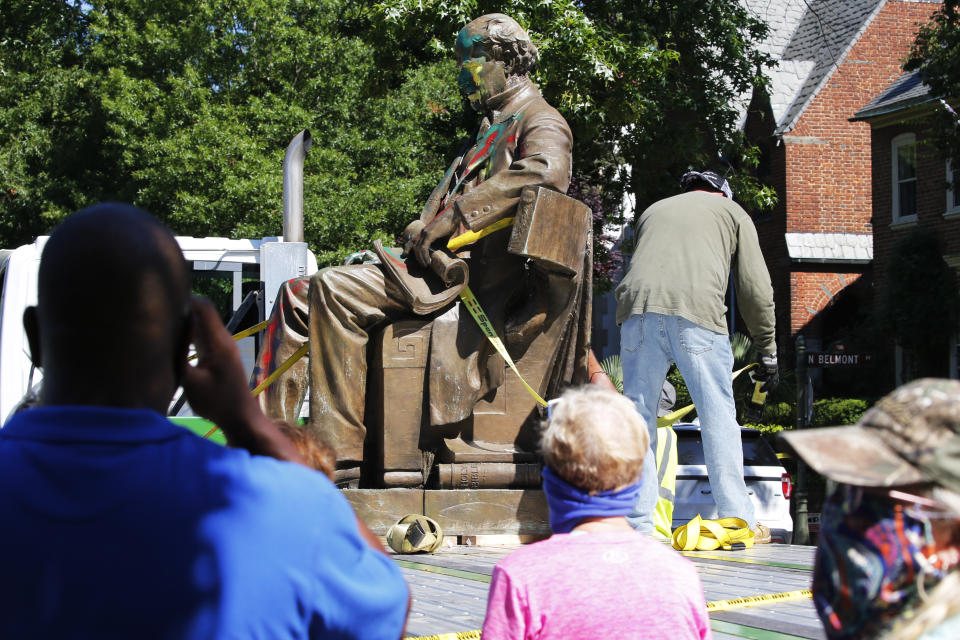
[446,217,514,252]
[459,285,547,407]
[705,589,812,612]
[406,632,481,640]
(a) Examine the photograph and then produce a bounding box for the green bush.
[811,398,869,427]
[742,422,785,436]
[762,401,794,428]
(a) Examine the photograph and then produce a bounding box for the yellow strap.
[671,515,754,551]
[189,319,270,362]
[251,342,309,397]
[458,286,547,407]
[446,217,514,252]
[232,319,269,342]
[203,342,309,440]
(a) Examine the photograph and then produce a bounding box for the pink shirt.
[482,531,712,640]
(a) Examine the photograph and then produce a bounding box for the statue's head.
[456,14,538,111]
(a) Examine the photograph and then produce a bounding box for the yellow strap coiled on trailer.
[671,515,755,551]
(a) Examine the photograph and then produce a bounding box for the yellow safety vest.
[653,424,677,541]
[651,404,693,540]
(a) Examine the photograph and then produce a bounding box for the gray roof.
[743,0,885,135]
[785,232,873,262]
[851,69,935,121]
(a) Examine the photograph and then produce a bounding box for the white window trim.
[946,159,960,217]
[892,133,918,225]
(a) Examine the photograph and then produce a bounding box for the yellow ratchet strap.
[671,515,755,551]
[458,285,547,407]
[250,342,309,397]
[202,340,309,440]
[446,217,514,252]
[189,320,270,362]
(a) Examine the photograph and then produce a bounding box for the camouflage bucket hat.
[780,378,960,510]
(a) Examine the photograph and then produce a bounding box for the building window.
[892,133,918,223]
[947,159,960,215]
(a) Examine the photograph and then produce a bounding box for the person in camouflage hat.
[781,378,960,639]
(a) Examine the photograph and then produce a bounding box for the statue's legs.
[307,265,409,463]
[250,265,409,464]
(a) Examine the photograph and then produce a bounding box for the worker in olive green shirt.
[615,170,778,542]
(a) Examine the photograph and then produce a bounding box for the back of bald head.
[33,203,190,405]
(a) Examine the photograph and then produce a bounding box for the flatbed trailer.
[395,543,824,640]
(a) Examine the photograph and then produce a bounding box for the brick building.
[852,70,960,384]
[742,0,941,365]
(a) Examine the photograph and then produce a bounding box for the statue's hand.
[413,205,458,267]
[401,220,424,256]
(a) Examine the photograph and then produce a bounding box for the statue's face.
[455,28,506,111]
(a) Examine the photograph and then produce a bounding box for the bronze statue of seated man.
[250,13,591,483]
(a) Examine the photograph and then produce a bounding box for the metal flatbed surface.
[396,543,824,639]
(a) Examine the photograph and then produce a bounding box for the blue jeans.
[620,313,755,533]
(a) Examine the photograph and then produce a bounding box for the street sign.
[806,352,872,367]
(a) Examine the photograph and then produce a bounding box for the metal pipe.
[282,129,312,243]
[792,334,811,545]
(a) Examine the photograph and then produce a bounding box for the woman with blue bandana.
[481,386,712,639]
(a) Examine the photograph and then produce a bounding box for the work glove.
[753,353,779,393]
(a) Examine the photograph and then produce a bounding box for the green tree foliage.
[906,0,960,168]
[0,0,463,264]
[1,0,776,264]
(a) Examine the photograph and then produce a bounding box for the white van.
[0,236,318,425]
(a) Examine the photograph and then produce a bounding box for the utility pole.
[792,334,810,545]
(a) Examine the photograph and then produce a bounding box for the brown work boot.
[752,523,772,544]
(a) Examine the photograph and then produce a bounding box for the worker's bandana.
[813,484,946,638]
[540,466,641,534]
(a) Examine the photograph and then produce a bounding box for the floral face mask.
[813,484,952,638]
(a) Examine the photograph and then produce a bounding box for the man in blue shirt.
[0,203,409,639]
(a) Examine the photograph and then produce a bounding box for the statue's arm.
[456,109,572,232]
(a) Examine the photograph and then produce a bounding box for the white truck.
[0,131,318,427]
